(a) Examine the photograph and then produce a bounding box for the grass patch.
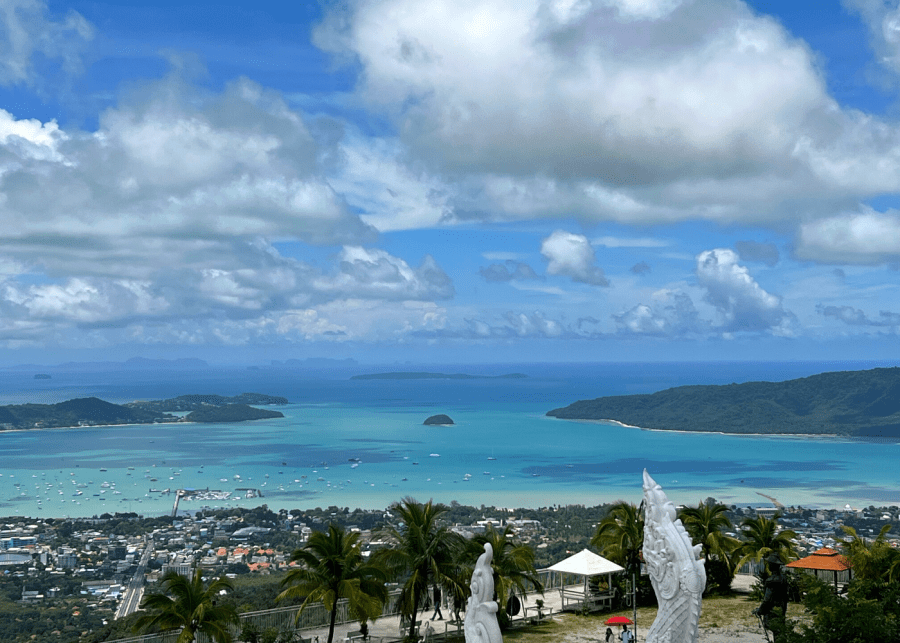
[482,596,806,643]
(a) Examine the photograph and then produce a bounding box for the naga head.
[643,469,677,526]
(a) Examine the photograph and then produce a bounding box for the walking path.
[294,576,759,643]
[295,585,576,643]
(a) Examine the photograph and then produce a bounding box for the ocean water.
[0,360,897,518]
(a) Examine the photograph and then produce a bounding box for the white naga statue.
[642,470,706,643]
[464,543,503,643]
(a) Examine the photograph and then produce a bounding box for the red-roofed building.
[786,547,852,589]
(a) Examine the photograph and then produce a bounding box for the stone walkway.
[295,584,579,643]
[294,576,759,643]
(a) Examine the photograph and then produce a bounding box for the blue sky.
[2,0,900,365]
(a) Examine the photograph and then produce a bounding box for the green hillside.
[546,367,900,437]
[184,404,284,423]
[0,397,173,430]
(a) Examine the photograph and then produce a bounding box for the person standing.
[431,585,443,620]
[620,624,633,643]
[605,627,614,642]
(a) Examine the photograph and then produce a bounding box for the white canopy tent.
[547,549,624,611]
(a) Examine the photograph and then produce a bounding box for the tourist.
[431,585,443,620]
[620,624,633,643]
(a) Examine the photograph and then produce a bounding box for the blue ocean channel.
[0,360,896,518]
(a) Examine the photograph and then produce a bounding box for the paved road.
[115,540,154,620]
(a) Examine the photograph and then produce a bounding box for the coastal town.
[1,498,897,643]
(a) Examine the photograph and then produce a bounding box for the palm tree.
[374,497,465,641]
[735,513,798,576]
[133,569,239,643]
[679,502,740,590]
[277,524,388,643]
[841,524,900,584]
[468,525,543,625]
[591,502,644,578]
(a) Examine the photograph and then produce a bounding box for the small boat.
[429,453,440,457]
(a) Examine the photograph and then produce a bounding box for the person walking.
[620,624,633,643]
[605,627,614,642]
[431,585,444,620]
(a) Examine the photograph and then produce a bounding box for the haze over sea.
[0,360,897,519]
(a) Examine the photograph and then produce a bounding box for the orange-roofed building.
[786,547,852,589]
[216,547,227,557]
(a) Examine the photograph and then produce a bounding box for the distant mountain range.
[350,372,528,380]
[0,393,286,431]
[4,357,209,372]
[547,367,900,437]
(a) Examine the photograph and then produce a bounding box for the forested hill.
[546,367,900,437]
[0,393,288,430]
[0,397,174,430]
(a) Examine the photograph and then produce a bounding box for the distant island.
[351,372,527,380]
[547,367,900,437]
[0,393,287,431]
[424,414,454,425]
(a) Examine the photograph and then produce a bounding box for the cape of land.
[0,397,176,430]
[0,393,287,431]
[125,393,288,412]
[183,404,284,423]
[546,367,900,437]
[351,371,527,380]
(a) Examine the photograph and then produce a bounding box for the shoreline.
[557,417,869,441]
[0,420,184,434]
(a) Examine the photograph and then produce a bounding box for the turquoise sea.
[0,360,897,518]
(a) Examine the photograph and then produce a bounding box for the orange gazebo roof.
[786,547,851,572]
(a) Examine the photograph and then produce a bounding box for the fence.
[103,569,577,643]
[107,588,408,643]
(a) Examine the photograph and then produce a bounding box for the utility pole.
[632,572,637,642]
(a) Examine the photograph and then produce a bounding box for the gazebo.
[547,549,624,611]
[786,547,852,590]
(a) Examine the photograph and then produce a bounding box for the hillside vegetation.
[0,397,173,430]
[546,367,900,436]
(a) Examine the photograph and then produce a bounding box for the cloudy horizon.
[0,0,899,366]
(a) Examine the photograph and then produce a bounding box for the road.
[115,540,153,620]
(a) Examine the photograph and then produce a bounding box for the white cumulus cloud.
[797,209,900,264]
[695,248,793,334]
[540,230,609,286]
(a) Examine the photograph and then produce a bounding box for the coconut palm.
[679,502,740,589]
[468,525,543,625]
[841,524,900,583]
[278,524,388,643]
[590,502,644,578]
[374,497,465,641]
[133,569,239,643]
[735,513,798,575]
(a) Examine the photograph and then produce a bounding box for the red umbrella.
[605,616,633,625]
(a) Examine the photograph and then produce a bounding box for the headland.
[547,366,900,437]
